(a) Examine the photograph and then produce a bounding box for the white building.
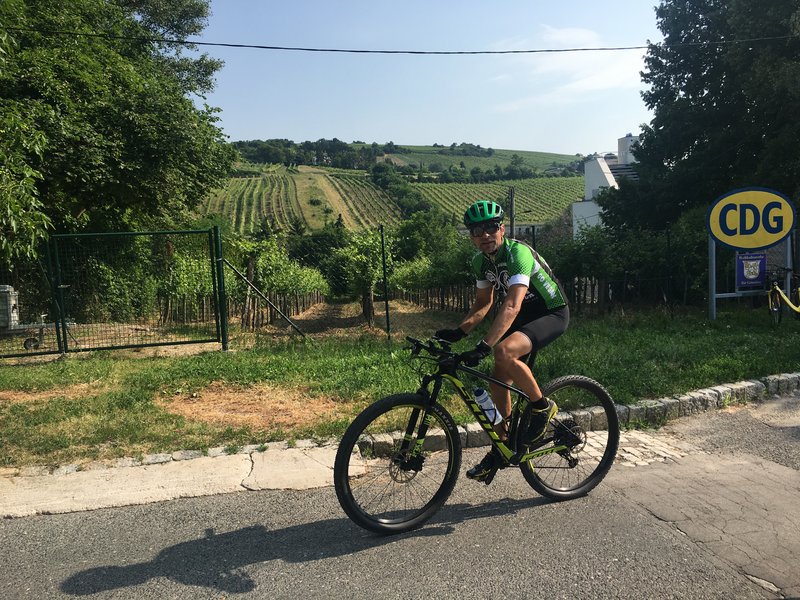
[572,133,639,235]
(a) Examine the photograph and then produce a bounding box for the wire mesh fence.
[4,220,748,360]
[51,230,222,352]
[0,256,58,357]
[0,229,224,359]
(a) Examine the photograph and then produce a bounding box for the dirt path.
[289,301,369,334]
[296,166,360,229]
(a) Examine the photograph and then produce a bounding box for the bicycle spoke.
[520,376,619,499]
[336,398,459,531]
[354,450,449,518]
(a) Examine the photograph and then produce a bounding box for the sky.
[193,1,663,156]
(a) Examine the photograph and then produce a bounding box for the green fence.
[0,228,226,359]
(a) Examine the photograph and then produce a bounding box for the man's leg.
[492,335,555,446]
[490,331,543,409]
[466,334,533,482]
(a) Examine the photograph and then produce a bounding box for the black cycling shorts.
[502,305,569,359]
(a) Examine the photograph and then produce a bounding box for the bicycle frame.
[408,340,569,467]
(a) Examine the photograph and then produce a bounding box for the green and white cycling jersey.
[471,238,567,316]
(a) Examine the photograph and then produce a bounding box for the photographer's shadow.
[61,495,548,595]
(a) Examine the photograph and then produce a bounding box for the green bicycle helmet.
[463,200,504,226]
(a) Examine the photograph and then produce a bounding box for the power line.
[1,26,797,55]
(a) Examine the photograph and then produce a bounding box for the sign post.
[707,187,796,320]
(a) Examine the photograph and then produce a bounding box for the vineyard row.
[203,173,585,233]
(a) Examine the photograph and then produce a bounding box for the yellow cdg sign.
[707,188,796,250]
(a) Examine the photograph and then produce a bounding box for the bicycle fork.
[392,376,445,472]
[391,407,433,472]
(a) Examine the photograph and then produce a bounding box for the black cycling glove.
[434,327,466,343]
[459,340,492,366]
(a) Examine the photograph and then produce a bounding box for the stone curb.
[3,373,799,480]
[619,372,800,430]
[330,373,800,457]
[2,440,321,480]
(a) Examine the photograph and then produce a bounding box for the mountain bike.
[768,267,800,325]
[333,336,619,535]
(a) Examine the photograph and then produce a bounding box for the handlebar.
[405,336,456,359]
[405,336,474,379]
[768,267,799,283]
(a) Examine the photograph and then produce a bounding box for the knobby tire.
[334,394,461,535]
[519,375,619,500]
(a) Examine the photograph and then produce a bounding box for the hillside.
[203,166,404,233]
[415,177,584,223]
[235,139,582,175]
[202,166,584,233]
[385,145,580,173]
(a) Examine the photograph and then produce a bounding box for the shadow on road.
[61,495,549,595]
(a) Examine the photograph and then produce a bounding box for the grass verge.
[1,306,799,468]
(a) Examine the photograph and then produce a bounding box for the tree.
[115,0,222,94]
[0,0,51,263]
[287,216,307,236]
[332,230,389,326]
[0,0,235,260]
[288,221,352,274]
[392,208,465,260]
[610,0,800,232]
[590,0,800,308]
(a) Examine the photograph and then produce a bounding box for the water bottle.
[473,388,503,425]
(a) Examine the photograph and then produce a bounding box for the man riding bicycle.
[435,199,569,482]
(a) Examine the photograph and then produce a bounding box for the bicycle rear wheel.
[769,289,783,325]
[334,393,461,535]
[520,375,619,500]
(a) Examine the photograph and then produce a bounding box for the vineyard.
[204,174,307,235]
[202,166,584,232]
[326,173,403,227]
[202,166,403,232]
[413,177,584,223]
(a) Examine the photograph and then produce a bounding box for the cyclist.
[435,199,569,482]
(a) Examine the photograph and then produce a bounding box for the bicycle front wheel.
[334,393,461,535]
[769,289,783,325]
[520,375,619,500]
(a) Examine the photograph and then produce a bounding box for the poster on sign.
[735,252,766,289]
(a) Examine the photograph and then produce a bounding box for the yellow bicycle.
[768,268,800,325]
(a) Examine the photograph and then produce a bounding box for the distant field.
[415,177,584,223]
[202,166,403,233]
[383,145,579,172]
[202,165,584,233]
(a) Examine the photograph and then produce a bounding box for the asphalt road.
[1,395,798,600]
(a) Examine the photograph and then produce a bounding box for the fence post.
[50,235,69,354]
[212,226,229,350]
[379,224,391,339]
[43,238,64,354]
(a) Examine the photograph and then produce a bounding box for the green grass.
[1,306,799,468]
[533,306,800,403]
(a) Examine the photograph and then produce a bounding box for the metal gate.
[0,227,227,359]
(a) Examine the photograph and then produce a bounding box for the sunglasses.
[469,222,501,237]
